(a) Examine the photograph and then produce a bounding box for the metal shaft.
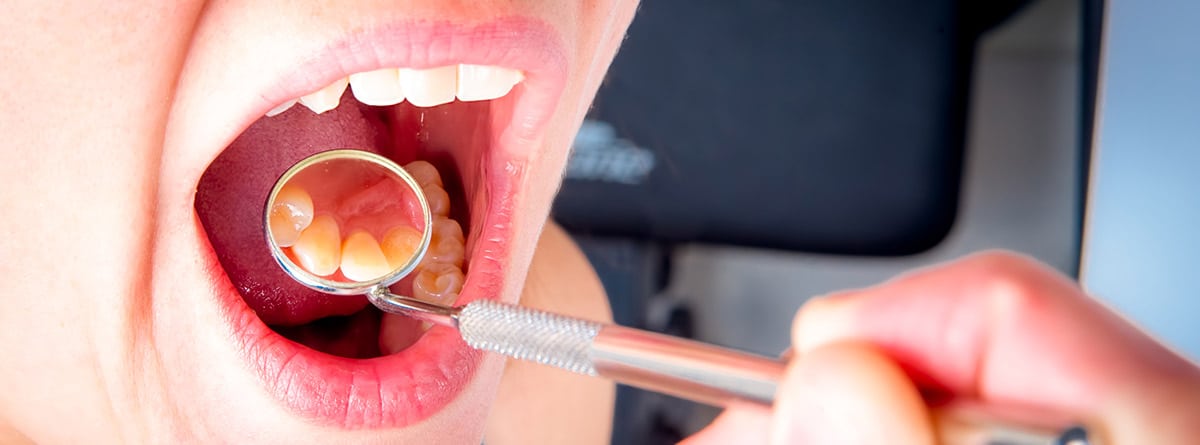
[371,295,1095,445]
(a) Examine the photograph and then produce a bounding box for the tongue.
[196,95,393,326]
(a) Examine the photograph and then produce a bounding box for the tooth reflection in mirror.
[268,183,314,247]
[264,150,432,290]
[340,231,392,282]
[381,226,423,270]
[291,214,341,277]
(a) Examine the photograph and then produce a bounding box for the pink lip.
[261,17,567,149]
[202,17,566,429]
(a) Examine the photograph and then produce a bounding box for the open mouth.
[189,19,566,429]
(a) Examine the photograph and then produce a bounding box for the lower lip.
[208,150,517,429]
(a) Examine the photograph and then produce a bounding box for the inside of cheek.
[194,91,496,359]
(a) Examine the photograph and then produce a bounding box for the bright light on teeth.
[399,66,458,108]
[456,64,523,102]
[271,64,524,116]
[348,69,405,106]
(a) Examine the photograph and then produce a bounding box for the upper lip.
[191,16,568,430]
[258,17,568,149]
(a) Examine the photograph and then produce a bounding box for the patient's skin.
[0,1,636,443]
[486,223,615,444]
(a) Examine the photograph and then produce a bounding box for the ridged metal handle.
[452,300,1094,445]
[458,300,602,376]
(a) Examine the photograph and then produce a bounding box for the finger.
[771,341,934,445]
[681,403,771,445]
[790,250,1200,442]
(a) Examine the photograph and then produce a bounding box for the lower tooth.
[412,262,464,305]
[419,218,465,267]
[404,161,443,188]
[432,217,465,243]
[423,185,450,217]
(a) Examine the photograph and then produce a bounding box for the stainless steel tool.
[370,292,1097,445]
[265,150,1097,445]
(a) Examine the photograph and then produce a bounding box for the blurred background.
[549,0,1200,442]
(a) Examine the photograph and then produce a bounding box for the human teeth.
[265,99,297,117]
[340,231,392,281]
[268,184,314,247]
[404,161,443,188]
[349,69,404,106]
[432,217,465,244]
[412,262,464,305]
[298,77,348,114]
[291,215,341,276]
[273,65,524,115]
[399,66,457,107]
[456,65,523,102]
[423,185,450,217]
[425,218,465,267]
[380,225,423,270]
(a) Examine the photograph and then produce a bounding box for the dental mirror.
[264,149,433,296]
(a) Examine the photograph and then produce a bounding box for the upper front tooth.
[399,66,457,108]
[266,99,297,117]
[456,65,523,102]
[298,77,348,114]
[349,69,405,106]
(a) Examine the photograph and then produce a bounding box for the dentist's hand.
[685,251,1200,445]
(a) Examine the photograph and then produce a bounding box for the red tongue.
[195,95,393,326]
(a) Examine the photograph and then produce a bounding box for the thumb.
[771,341,934,445]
